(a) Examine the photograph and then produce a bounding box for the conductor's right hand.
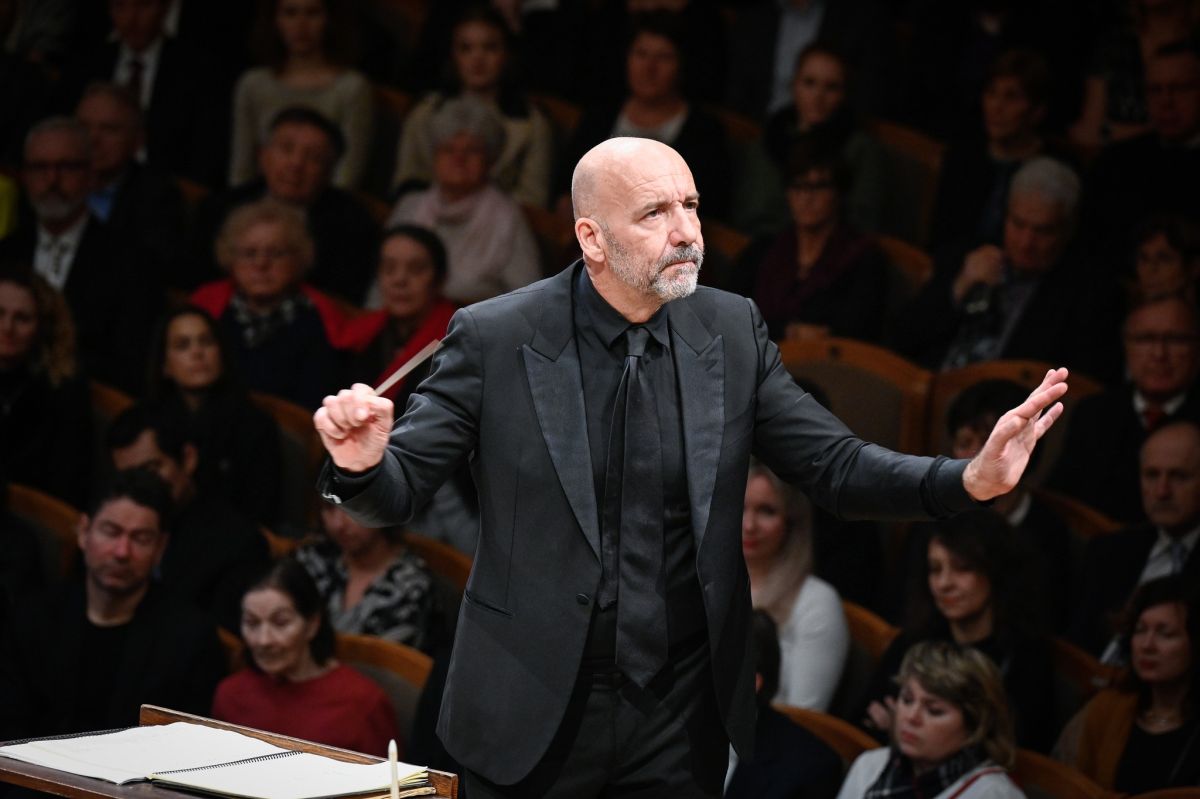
[313,384,394,473]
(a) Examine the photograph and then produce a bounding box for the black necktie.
[614,326,667,686]
[127,57,145,106]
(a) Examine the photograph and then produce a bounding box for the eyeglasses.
[1125,332,1199,349]
[24,160,89,176]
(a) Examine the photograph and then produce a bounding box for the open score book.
[0,722,431,799]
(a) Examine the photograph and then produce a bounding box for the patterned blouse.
[295,539,434,652]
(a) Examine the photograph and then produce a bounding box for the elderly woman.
[229,0,372,188]
[392,5,553,208]
[295,503,435,651]
[749,135,888,343]
[190,199,353,409]
[743,461,849,711]
[145,306,283,524]
[385,96,540,306]
[213,558,401,757]
[764,43,887,234]
[1057,576,1200,792]
[839,641,1026,799]
[0,266,90,507]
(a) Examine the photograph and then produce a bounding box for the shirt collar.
[576,268,671,352]
[1133,389,1187,417]
[36,213,89,250]
[1151,524,1200,560]
[120,35,164,67]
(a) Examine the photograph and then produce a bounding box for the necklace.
[1141,708,1183,728]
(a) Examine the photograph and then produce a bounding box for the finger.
[1033,401,1065,439]
[312,406,347,442]
[325,389,366,431]
[1013,375,1069,419]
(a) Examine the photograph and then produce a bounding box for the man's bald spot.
[1143,419,1200,462]
[570,137,686,221]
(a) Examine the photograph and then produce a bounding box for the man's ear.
[77,514,90,550]
[181,443,199,480]
[576,217,606,264]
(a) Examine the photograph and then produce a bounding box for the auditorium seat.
[829,600,900,722]
[774,704,881,767]
[336,632,433,742]
[1011,748,1116,799]
[250,391,324,528]
[5,482,80,583]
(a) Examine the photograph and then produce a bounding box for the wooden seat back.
[336,633,433,741]
[250,392,324,528]
[6,483,80,582]
[1011,748,1116,799]
[773,704,881,766]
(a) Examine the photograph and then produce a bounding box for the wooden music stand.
[0,705,458,799]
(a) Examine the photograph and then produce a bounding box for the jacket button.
[576,593,590,605]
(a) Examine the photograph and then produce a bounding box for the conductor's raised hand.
[962,367,1069,502]
[313,384,394,473]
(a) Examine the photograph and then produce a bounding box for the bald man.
[315,138,1068,797]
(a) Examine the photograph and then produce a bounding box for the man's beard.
[604,224,703,302]
[32,192,85,225]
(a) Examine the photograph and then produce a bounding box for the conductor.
[314,137,1068,798]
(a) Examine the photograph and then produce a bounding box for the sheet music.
[152,752,424,799]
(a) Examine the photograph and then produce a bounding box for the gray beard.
[607,237,704,303]
[33,194,85,225]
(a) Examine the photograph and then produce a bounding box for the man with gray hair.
[0,115,157,392]
[894,156,1101,370]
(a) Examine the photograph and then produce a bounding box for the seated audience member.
[75,81,185,282]
[385,96,540,305]
[748,136,888,343]
[107,402,269,630]
[1057,576,1200,792]
[743,461,849,711]
[392,5,553,208]
[931,50,1059,255]
[349,225,456,408]
[838,641,1026,799]
[194,107,378,303]
[1050,296,1200,524]
[893,157,1097,371]
[230,0,372,189]
[764,43,887,234]
[190,199,358,409]
[212,558,401,757]
[145,306,284,525]
[559,12,731,221]
[295,503,435,651]
[0,266,90,507]
[861,513,1055,752]
[0,470,225,739]
[724,610,843,799]
[1129,215,1200,303]
[62,0,228,186]
[1083,39,1200,261]
[0,116,159,393]
[1071,421,1200,657]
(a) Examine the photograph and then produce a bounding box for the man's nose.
[668,208,699,247]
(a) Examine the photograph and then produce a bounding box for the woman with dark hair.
[1057,575,1200,792]
[839,641,1026,799]
[558,11,731,220]
[145,305,283,525]
[393,4,553,208]
[295,503,435,650]
[1129,214,1200,303]
[748,134,888,342]
[212,558,401,757]
[0,266,90,507]
[230,0,372,188]
[860,512,1056,753]
[763,43,887,234]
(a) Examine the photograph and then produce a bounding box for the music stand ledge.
[0,705,458,799]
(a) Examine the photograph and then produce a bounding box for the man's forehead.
[271,123,330,149]
[27,131,85,157]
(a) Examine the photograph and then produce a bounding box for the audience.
[1128,215,1200,304]
[0,116,159,393]
[839,641,1025,799]
[212,558,401,757]
[743,461,848,711]
[107,402,270,631]
[1071,420,1200,658]
[190,199,355,409]
[144,305,284,525]
[0,469,225,739]
[295,503,435,651]
[1057,575,1200,792]
[194,107,379,303]
[749,135,888,343]
[392,4,553,209]
[385,96,540,305]
[1050,296,1200,524]
[861,512,1055,752]
[723,610,842,799]
[230,0,372,189]
[0,265,90,507]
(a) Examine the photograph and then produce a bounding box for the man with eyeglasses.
[1050,295,1200,523]
[0,115,158,393]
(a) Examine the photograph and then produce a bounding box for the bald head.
[571,137,689,222]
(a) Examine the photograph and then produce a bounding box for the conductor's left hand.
[962,367,1069,502]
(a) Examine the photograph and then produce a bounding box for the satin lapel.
[522,264,601,561]
[671,301,723,550]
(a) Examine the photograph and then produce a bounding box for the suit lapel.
[670,299,723,550]
[523,265,601,561]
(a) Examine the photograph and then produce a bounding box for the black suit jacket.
[326,264,977,784]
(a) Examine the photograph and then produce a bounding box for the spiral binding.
[153,749,300,776]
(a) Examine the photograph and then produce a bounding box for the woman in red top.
[212,558,401,757]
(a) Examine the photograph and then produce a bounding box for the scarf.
[229,291,308,349]
[864,745,986,799]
